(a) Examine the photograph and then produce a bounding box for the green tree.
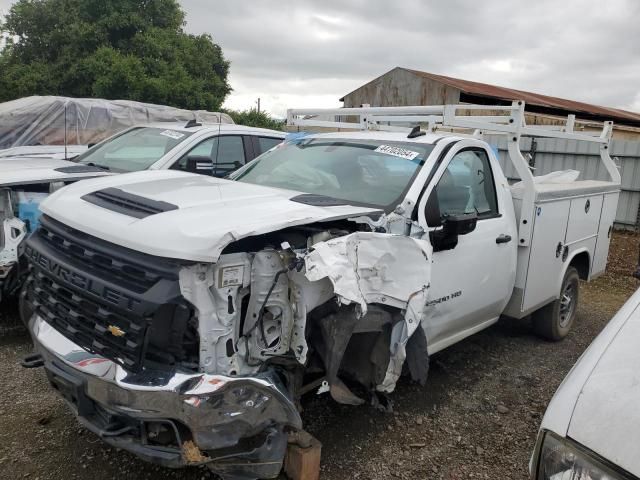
[225,108,284,131]
[0,0,231,110]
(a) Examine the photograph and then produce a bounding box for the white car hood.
[540,287,640,476]
[0,145,87,159]
[41,170,382,262]
[0,157,111,186]
[567,291,640,475]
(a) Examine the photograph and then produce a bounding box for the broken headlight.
[536,432,633,480]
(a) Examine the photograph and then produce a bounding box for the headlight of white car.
[536,432,634,480]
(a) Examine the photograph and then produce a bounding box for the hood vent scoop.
[82,187,179,219]
[54,165,106,174]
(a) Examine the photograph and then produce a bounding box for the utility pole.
[257,97,261,114]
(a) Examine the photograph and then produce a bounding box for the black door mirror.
[429,212,478,252]
[185,155,214,174]
[445,213,478,236]
[425,190,442,227]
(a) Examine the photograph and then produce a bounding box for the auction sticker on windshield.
[374,145,420,160]
[159,130,185,140]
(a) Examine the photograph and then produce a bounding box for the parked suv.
[74,122,285,176]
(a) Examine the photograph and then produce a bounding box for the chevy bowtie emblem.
[107,325,125,337]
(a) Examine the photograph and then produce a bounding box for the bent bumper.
[30,315,301,479]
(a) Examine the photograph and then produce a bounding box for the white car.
[73,122,285,174]
[531,286,640,480]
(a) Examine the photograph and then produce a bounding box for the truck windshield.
[233,138,434,209]
[76,127,193,172]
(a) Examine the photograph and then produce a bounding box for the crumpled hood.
[565,293,640,475]
[0,157,111,186]
[41,170,382,262]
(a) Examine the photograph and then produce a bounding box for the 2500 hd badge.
[425,290,462,307]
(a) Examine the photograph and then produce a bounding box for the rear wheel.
[532,266,579,341]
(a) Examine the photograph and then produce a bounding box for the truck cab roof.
[141,122,286,137]
[295,129,461,145]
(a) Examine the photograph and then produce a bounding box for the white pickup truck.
[0,122,285,304]
[22,102,620,479]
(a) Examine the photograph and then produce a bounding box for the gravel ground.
[0,231,638,480]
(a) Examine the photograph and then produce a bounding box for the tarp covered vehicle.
[0,95,233,156]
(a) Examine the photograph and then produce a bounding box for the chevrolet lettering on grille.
[24,244,141,312]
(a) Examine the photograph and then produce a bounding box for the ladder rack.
[287,101,613,143]
[287,101,621,247]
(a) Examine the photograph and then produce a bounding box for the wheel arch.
[567,249,591,281]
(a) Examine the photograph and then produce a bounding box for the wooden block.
[284,432,322,480]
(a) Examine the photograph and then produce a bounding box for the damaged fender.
[305,232,432,392]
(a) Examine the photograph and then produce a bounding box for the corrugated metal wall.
[484,135,640,229]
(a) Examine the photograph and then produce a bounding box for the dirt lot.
[1,231,638,480]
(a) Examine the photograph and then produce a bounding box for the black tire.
[532,266,579,341]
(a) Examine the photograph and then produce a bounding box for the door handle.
[496,234,512,244]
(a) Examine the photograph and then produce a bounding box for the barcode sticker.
[159,130,185,140]
[219,265,245,288]
[374,145,420,160]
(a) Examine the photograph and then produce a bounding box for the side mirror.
[425,190,442,227]
[185,155,214,174]
[429,213,477,252]
[445,213,477,236]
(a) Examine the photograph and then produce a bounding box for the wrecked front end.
[32,318,300,478]
[0,162,112,305]
[25,212,432,478]
[0,188,28,303]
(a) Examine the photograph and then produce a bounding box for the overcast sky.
[2,0,639,117]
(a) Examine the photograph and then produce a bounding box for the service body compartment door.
[592,192,619,276]
[522,200,571,312]
[565,195,603,244]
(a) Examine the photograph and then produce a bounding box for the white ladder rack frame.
[286,101,621,247]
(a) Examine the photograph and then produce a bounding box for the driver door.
[418,142,517,353]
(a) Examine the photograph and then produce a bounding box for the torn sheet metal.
[305,232,432,314]
[305,232,432,392]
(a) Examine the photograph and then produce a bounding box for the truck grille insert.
[37,216,178,292]
[31,270,147,371]
[26,215,195,373]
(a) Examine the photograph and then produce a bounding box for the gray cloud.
[183,0,640,116]
[2,0,639,116]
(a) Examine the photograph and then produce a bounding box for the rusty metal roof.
[342,67,640,127]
